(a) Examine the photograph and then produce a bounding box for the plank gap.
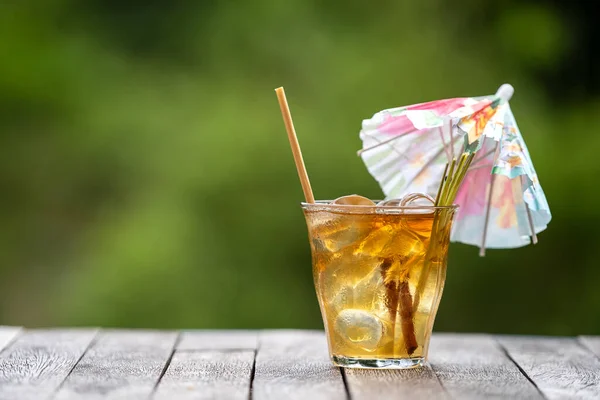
[339,368,351,400]
[430,363,448,395]
[0,327,22,356]
[248,349,257,400]
[50,329,101,399]
[150,330,181,398]
[253,330,346,399]
[152,350,255,400]
[498,335,600,399]
[0,328,98,400]
[577,336,600,361]
[151,348,177,395]
[497,340,547,400]
[429,334,543,399]
[54,329,179,400]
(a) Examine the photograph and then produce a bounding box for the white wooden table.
[1,327,600,399]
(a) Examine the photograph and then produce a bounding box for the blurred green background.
[1,0,598,335]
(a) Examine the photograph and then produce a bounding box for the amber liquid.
[304,206,454,361]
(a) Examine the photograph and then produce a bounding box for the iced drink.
[303,200,456,369]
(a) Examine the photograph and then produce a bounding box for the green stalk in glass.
[412,153,475,311]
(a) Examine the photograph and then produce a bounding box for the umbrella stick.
[479,176,496,257]
[438,127,451,163]
[521,175,538,244]
[357,128,420,156]
[275,87,315,204]
[405,144,454,190]
[479,143,501,256]
[448,119,455,161]
[525,205,538,244]
[471,148,496,167]
[466,164,491,172]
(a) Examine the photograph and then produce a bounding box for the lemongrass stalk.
[446,153,475,203]
[439,158,456,206]
[446,158,457,187]
[434,164,449,207]
[442,155,463,205]
[413,152,473,311]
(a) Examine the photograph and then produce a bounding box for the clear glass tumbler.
[302,201,457,369]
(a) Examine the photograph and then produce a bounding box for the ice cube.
[351,259,388,318]
[309,212,373,253]
[387,229,426,265]
[378,194,435,214]
[377,199,402,206]
[306,195,375,253]
[318,252,356,310]
[333,194,376,206]
[353,225,395,256]
[353,224,426,261]
[330,284,354,312]
[400,193,434,206]
[334,309,384,352]
[323,224,371,253]
[320,253,381,304]
[320,251,389,314]
[324,259,392,351]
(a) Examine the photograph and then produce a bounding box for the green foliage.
[1,1,599,334]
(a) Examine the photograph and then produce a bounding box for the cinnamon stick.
[381,258,418,356]
[398,280,418,355]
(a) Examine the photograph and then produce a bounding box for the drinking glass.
[302,201,457,369]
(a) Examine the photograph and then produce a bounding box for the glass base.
[332,355,425,369]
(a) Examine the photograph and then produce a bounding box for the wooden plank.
[54,330,178,400]
[0,329,97,400]
[253,330,346,400]
[0,327,21,353]
[579,336,600,359]
[344,362,448,399]
[178,330,257,351]
[153,350,254,400]
[499,335,600,399]
[428,333,542,399]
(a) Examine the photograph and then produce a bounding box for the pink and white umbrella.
[358,84,551,255]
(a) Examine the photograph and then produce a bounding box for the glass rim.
[301,200,459,213]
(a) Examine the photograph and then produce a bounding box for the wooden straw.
[275,87,315,203]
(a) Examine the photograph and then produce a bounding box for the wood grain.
[153,350,254,400]
[54,330,178,400]
[499,336,600,399]
[344,363,448,399]
[429,333,542,399]
[253,330,346,400]
[0,327,20,353]
[0,329,97,400]
[178,330,257,351]
[1,327,599,399]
